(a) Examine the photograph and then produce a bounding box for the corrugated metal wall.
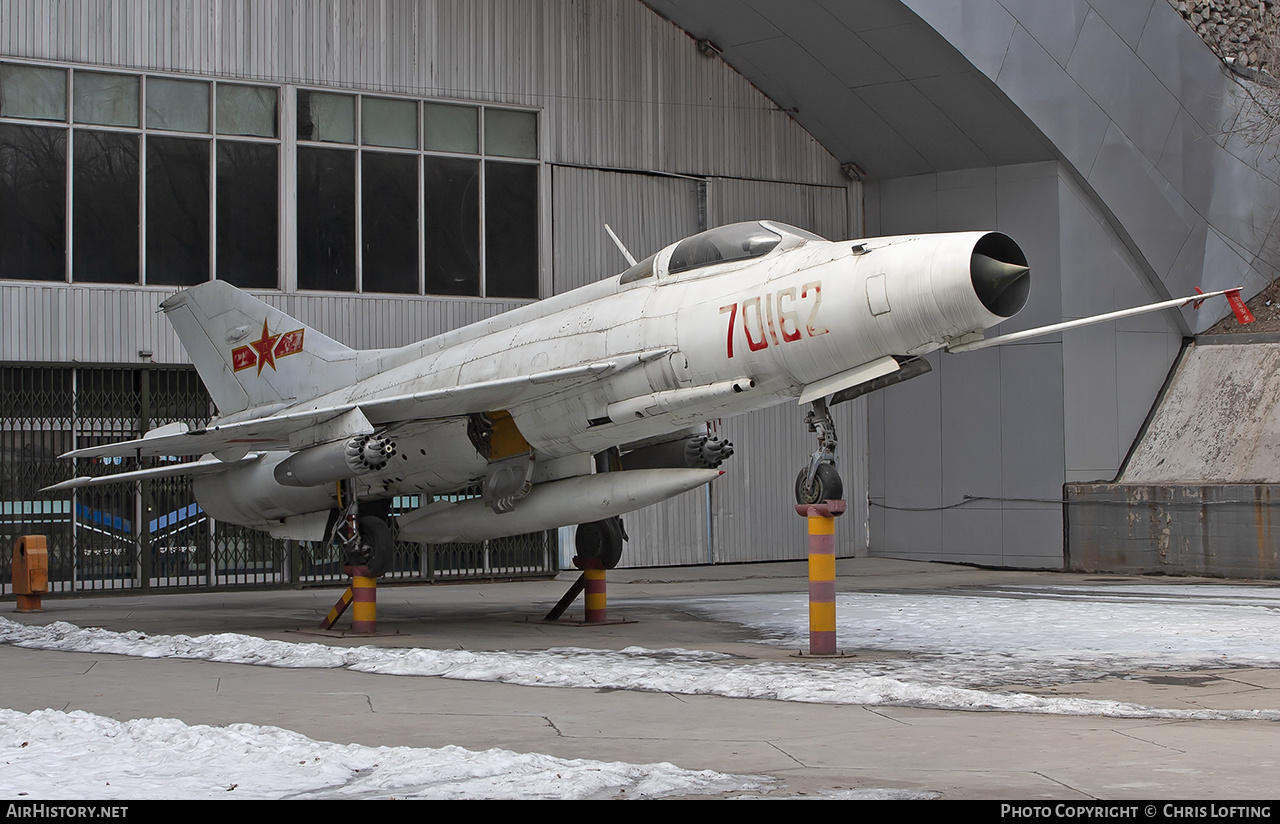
[551,166,701,293]
[2,0,865,566]
[713,400,867,561]
[1,285,530,362]
[708,177,851,241]
[0,0,840,183]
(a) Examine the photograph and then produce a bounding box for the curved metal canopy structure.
[646,0,1280,327]
[643,0,1055,180]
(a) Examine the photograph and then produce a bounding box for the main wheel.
[575,517,625,569]
[794,462,843,505]
[355,515,394,577]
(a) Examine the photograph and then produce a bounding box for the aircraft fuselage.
[193,222,1029,534]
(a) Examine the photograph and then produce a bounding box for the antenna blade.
[604,223,637,267]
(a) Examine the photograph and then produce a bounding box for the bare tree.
[1170,1,1280,157]
[1222,31,1280,158]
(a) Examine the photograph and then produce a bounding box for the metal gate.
[1,365,556,595]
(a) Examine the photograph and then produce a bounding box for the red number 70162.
[718,282,828,359]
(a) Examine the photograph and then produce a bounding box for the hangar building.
[2,0,1276,593]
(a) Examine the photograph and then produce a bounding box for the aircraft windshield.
[667,223,781,275]
[619,252,657,284]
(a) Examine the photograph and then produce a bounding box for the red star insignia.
[249,319,282,375]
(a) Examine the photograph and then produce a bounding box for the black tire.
[575,517,625,569]
[794,462,843,505]
[356,515,394,577]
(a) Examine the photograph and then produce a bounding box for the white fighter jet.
[47,220,1250,573]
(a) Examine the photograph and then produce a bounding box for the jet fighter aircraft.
[47,220,1247,573]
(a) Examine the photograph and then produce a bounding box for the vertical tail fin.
[161,281,359,415]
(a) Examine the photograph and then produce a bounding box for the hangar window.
[0,122,65,281]
[146,78,209,133]
[297,91,354,144]
[217,84,277,138]
[424,103,477,153]
[73,72,138,128]
[0,62,539,299]
[216,139,278,289]
[0,64,65,121]
[296,90,539,299]
[485,109,537,158]
[0,63,279,287]
[74,130,139,284]
[423,155,480,295]
[147,135,210,286]
[362,96,417,149]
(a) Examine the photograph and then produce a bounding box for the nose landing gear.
[795,398,844,505]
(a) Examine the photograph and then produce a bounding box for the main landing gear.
[574,516,627,570]
[331,481,394,577]
[795,398,844,505]
[569,448,629,570]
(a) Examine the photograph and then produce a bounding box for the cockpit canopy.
[668,223,783,275]
[618,221,824,284]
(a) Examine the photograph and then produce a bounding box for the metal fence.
[1,365,556,595]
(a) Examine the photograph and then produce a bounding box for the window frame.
[293,86,542,299]
[0,60,544,300]
[0,62,284,288]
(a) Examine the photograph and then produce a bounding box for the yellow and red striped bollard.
[796,499,845,655]
[350,573,377,634]
[320,564,378,634]
[581,560,607,623]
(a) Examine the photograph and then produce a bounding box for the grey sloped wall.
[907,0,1280,333]
[865,160,1183,568]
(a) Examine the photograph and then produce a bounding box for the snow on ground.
[5,584,1280,721]
[0,708,760,800]
[663,584,1280,687]
[6,582,1280,798]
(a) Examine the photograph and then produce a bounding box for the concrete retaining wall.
[1067,483,1280,578]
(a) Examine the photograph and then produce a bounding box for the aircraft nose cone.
[971,253,1030,318]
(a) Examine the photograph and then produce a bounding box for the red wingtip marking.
[1226,288,1256,324]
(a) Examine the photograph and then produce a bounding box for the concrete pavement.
[4,558,1280,799]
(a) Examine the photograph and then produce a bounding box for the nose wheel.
[795,462,842,505]
[795,398,844,505]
